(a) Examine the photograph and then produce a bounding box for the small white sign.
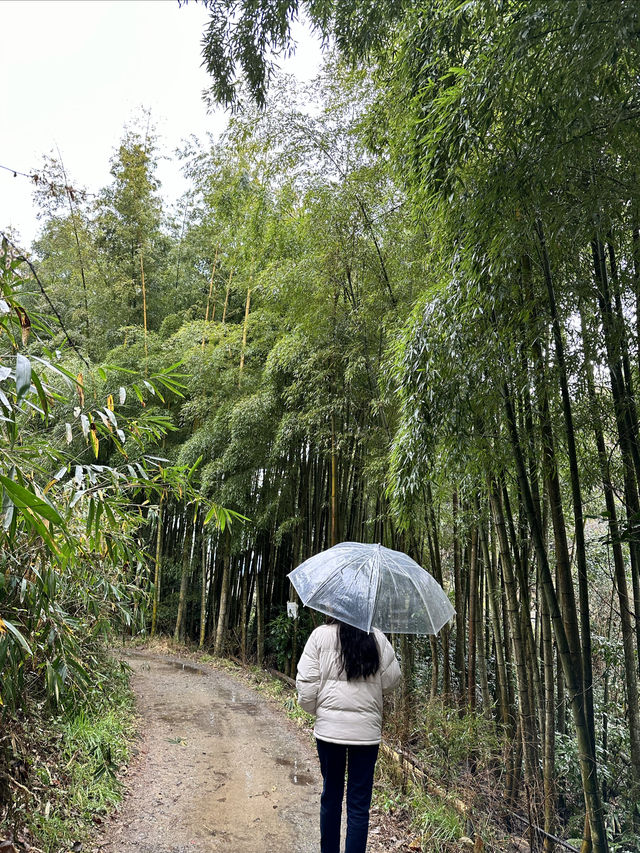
[287,601,298,619]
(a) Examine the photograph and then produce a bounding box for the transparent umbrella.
[287,542,455,635]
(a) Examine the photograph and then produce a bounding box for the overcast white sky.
[0,0,322,248]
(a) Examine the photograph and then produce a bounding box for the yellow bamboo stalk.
[202,245,220,350]
[150,490,164,637]
[331,413,338,546]
[221,267,234,325]
[140,250,148,367]
[239,286,252,375]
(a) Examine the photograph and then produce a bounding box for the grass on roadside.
[1,656,136,853]
[240,665,314,727]
[373,747,466,852]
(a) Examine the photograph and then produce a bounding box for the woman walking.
[296,620,402,853]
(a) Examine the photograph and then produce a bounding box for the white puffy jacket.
[296,623,402,745]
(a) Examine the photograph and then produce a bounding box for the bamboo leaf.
[30,369,49,419]
[2,487,14,531]
[104,407,118,429]
[132,384,145,406]
[90,424,100,459]
[87,498,95,535]
[0,475,63,526]
[15,354,31,402]
[2,619,32,655]
[0,387,12,414]
[80,414,90,440]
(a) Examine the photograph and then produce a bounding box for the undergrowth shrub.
[0,652,135,852]
[413,700,501,785]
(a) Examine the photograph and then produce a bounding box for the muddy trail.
[93,651,394,853]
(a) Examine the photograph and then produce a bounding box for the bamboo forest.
[1,2,640,853]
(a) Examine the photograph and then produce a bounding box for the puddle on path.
[153,660,209,676]
[274,755,316,786]
[226,701,259,715]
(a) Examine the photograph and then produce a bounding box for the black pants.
[315,738,379,853]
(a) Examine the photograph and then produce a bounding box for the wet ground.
[91,651,392,853]
[92,652,321,853]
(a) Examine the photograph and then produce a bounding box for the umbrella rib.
[301,550,369,605]
[369,547,399,632]
[378,548,437,634]
[365,551,381,633]
[415,572,437,635]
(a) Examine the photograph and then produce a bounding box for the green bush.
[1,653,135,852]
[414,700,500,785]
[266,607,314,674]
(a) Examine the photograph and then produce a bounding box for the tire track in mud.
[92,652,321,853]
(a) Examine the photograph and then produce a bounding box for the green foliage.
[407,790,463,852]
[413,701,501,788]
[0,245,231,714]
[266,608,314,674]
[195,0,409,109]
[4,656,136,852]
[374,756,464,853]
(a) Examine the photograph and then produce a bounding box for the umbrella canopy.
[287,542,455,635]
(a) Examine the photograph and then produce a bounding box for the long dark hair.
[334,621,380,681]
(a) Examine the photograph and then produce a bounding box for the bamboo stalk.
[222,268,234,325]
[150,490,164,637]
[202,245,220,349]
[140,250,148,367]
[331,413,338,547]
[238,286,252,375]
[199,527,207,648]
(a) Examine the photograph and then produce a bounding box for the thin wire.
[0,160,98,198]
[1,231,89,366]
[0,162,37,180]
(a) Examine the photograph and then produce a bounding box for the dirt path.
[92,652,392,853]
